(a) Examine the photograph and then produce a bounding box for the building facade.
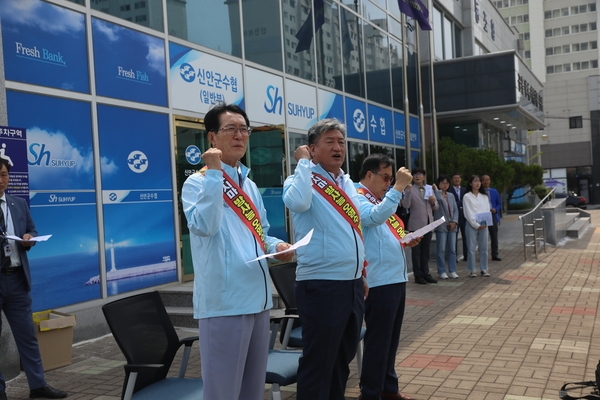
[496,0,599,202]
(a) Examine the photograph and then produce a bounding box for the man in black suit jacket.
[449,173,468,262]
[0,158,67,400]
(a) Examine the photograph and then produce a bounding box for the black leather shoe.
[415,278,427,285]
[0,390,7,400]
[29,385,67,399]
[492,257,502,261]
[424,275,438,284]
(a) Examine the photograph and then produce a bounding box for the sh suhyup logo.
[353,109,366,133]
[179,63,196,83]
[29,143,76,167]
[185,145,201,165]
[127,151,148,173]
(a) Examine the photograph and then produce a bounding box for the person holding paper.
[462,175,491,277]
[181,103,293,400]
[433,175,460,279]
[0,158,68,400]
[283,118,365,400]
[401,168,439,285]
[356,154,420,400]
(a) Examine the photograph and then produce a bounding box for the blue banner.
[393,112,406,147]
[367,104,393,144]
[92,18,167,106]
[409,116,421,149]
[0,0,89,93]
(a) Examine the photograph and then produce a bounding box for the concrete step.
[566,217,591,238]
[164,306,196,329]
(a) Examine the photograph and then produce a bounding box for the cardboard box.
[32,310,76,371]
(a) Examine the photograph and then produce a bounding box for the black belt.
[1,266,23,275]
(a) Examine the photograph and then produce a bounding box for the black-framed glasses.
[217,126,252,136]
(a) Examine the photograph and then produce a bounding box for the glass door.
[174,118,208,281]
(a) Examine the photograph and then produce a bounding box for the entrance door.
[174,118,208,281]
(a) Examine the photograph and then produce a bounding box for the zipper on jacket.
[254,237,269,310]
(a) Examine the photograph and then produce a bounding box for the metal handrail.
[518,188,555,260]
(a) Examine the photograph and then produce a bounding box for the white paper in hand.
[246,229,314,263]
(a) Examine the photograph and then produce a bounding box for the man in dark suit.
[0,158,67,400]
[449,173,468,262]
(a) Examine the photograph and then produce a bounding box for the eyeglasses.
[413,173,424,177]
[374,172,393,183]
[217,126,253,136]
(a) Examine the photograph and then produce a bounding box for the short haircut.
[204,102,250,135]
[359,153,394,180]
[451,173,462,180]
[435,174,450,187]
[412,167,426,176]
[307,118,347,146]
[0,158,10,173]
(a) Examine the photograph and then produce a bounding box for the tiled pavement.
[6,211,600,400]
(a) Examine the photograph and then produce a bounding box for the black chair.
[102,291,202,400]
[269,262,366,376]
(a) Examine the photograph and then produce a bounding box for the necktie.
[0,200,10,269]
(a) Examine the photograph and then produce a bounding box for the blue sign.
[92,18,167,106]
[0,0,89,93]
[345,97,367,140]
[98,105,177,296]
[6,90,100,310]
[409,116,421,150]
[393,112,406,147]
[367,104,393,145]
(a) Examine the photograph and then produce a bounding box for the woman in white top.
[462,175,491,277]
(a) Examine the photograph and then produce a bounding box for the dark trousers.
[295,278,364,400]
[488,217,499,258]
[411,231,432,280]
[360,282,406,400]
[458,210,468,260]
[0,270,45,391]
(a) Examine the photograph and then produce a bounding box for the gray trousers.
[199,310,270,400]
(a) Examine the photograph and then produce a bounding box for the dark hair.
[435,174,450,187]
[412,167,426,176]
[0,158,10,173]
[451,173,462,180]
[307,118,347,145]
[465,175,487,195]
[359,153,394,180]
[204,102,250,135]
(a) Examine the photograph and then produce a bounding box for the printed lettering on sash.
[356,187,406,243]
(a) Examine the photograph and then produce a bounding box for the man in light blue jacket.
[182,103,292,400]
[283,118,365,400]
[356,154,418,400]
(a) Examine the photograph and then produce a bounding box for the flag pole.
[401,13,412,169]
[428,0,439,179]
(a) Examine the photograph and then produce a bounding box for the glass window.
[243,0,283,71]
[573,43,580,51]
[555,64,562,73]
[341,0,362,15]
[592,59,598,68]
[581,24,588,32]
[547,66,554,74]
[546,47,553,56]
[590,3,597,12]
[388,15,402,40]
[369,144,393,160]
[581,42,589,51]
[572,25,580,33]
[591,22,597,30]
[443,15,453,60]
[571,6,579,15]
[569,116,583,128]
[552,9,560,18]
[563,45,570,53]
[406,47,419,115]
[433,7,443,59]
[285,0,316,81]
[553,27,561,36]
[524,32,530,41]
[364,1,387,30]
[370,0,387,10]
[561,8,569,16]
[563,63,571,72]
[342,7,365,98]
[316,1,342,89]
[348,141,368,181]
[454,25,462,57]
[592,41,598,49]
[395,148,407,169]
[544,11,551,19]
[524,50,530,58]
[67,0,85,4]
[91,0,163,31]
[545,29,552,37]
[573,62,581,70]
[167,0,242,57]
[582,61,590,69]
[554,46,562,54]
[365,28,391,105]
[524,14,529,23]
[579,5,588,13]
[390,38,404,110]
[563,26,570,35]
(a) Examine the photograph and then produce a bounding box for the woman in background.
[462,175,491,277]
[433,175,459,279]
